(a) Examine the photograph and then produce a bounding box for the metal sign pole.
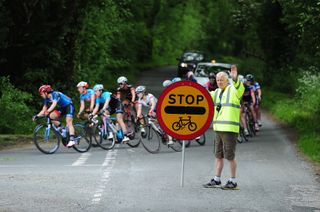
[180,140,186,187]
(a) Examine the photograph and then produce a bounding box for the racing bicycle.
[139,115,182,153]
[33,117,91,154]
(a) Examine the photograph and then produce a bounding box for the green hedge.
[263,84,320,162]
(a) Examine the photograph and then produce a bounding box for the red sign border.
[157,80,214,140]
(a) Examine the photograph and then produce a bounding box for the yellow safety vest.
[210,78,244,133]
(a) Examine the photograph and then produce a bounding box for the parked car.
[176,51,208,77]
[194,62,231,87]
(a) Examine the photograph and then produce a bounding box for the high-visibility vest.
[210,78,244,133]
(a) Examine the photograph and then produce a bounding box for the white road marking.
[71,152,91,166]
[91,147,118,205]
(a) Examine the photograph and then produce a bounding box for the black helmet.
[245,74,254,82]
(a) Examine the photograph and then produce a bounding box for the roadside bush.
[296,69,320,113]
[0,77,34,134]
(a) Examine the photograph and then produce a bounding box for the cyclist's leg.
[240,106,248,135]
[113,100,131,141]
[49,110,61,127]
[62,104,76,146]
[249,103,259,131]
[122,99,130,115]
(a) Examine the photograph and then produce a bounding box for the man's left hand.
[229,65,238,81]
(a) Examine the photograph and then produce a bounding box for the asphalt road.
[0,66,320,212]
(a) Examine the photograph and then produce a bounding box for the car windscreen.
[182,53,204,62]
[195,65,229,77]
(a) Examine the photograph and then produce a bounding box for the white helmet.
[162,80,172,87]
[93,84,104,91]
[77,81,88,88]
[117,76,128,84]
[135,85,146,94]
[172,77,181,83]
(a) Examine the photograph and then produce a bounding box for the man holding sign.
[204,65,244,190]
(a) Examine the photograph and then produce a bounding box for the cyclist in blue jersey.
[76,81,95,119]
[246,74,262,127]
[90,84,130,142]
[240,76,259,136]
[32,85,77,147]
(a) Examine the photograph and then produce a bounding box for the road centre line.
[91,147,118,205]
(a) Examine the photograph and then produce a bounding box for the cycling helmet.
[245,74,254,82]
[208,72,216,79]
[163,80,172,87]
[77,81,89,88]
[93,84,104,91]
[38,85,52,93]
[172,77,181,83]
[117,76,128,84]
[135,85,146,94]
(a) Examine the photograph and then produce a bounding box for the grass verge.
[0,134,33,150]
[263,89,320,163]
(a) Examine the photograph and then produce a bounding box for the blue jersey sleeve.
[95,92,111,105]
[80,89,94,102]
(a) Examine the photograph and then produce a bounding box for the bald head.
[216,71,229,90]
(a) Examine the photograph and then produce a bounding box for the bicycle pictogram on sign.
[172,116,197,131]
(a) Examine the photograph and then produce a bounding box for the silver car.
[194,62,232,87]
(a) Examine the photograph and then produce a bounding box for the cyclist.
[205,72,218,91]
[90,84,130,142]
[162,77,181,88]
[240,76,259,136]
[76,81,95,119]
[135,85,174,145]
[246,74,262,127]
[116,76,138,111]
[32,85,77,147]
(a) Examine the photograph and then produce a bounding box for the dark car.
[176,51,208,77]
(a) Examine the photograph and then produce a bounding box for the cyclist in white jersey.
[136,85,174,145]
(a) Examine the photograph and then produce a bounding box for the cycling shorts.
[57,104,75,118]
[98,98,124,115]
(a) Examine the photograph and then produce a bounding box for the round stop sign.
[157,81,214,140]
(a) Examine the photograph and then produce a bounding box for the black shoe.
[221,180,238,190]
[203,179,221,188]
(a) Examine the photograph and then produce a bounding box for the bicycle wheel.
[126,128,140,148]
[249,116,256,136]
[72,123,92,153]
[126,119,140,147]
[84,122,99,147]
[169,139,182,152]
[93,124,116,150]
[188,122,197,131]
[33,124,60,154]
[245,112,254,137]
[131,115,139,133]
[140,125,161,153]
[195,133,206,145]
[172,122,181,131]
